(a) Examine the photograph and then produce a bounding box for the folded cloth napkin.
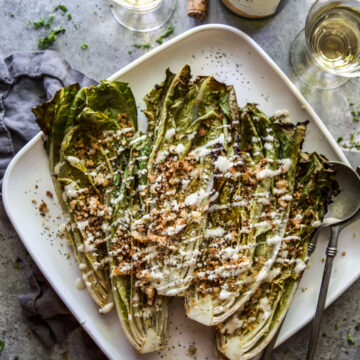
[0,50,96,178]
[0,50,106,359]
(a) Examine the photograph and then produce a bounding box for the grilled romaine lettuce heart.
[185,104,307,326]
[132,66,239,297]
[33,81,169,353]
[216,152,338,360]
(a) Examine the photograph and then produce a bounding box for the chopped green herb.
[67,13,72,20]
[354,116,360,122]
[33,18,45,28]
[14,356,19,360]
[337,137,343,143]
[351,110,356,117]
[14,257,23,270]
[156,24,174,44]
[53,26,66,34]
[38,26,65,49]
[26,21,32,27]
[0,339,4,352]
[45,14,55,28]
[335,324,339,330]
[348,332,355,345]
[32,14,55,29]
[351,133,355,143]
[54,4,68,12]
[355,323,360,331]
[110,3,113,8]
[134,43,151,49]
[93,10,97,15]
[128,50,132,55]
[350,102,354,107]
[10,13,15,17]
[81,43,88,49]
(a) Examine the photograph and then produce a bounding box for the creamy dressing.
[75,277,86,290]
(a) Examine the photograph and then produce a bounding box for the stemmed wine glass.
[111,0,177,32]
[290,0,360,89]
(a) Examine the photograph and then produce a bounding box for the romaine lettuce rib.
[216,152,337,360]
[33,81,138,308]
[131,67,236,297]
[109,132,169,353]
[185,105,307,326]
[184,105,263,325]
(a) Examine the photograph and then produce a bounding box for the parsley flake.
[14,257,23,270]
[156,24,174,44]
[134,43,151,49]
[32,14,55,29]
[348,332,355,345]
[38,26,65,49]
[33,18,45,28]
[67,13,72,20]
[0,339,4,352]
[81,43,88,49]
[355,323,360,331]
[54,4,68,13]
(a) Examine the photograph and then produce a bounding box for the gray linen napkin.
[0,50,96,178]
[0,50,106,359]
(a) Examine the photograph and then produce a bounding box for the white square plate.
[3,25,359,360]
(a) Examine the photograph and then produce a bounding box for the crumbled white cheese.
[294,258,307,275]
[205,227,225,239]
[165,128,176,140]
[99,302,114,314]
[267,235,283,246]
[219,289,233,300]
[214,156,234,173]
[66,156,81,167]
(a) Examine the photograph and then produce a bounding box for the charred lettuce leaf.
[33,81,137,308]
[185,105,307,326]
[216,152,337,360]
[108,132,169,353]
[131,66,237,296]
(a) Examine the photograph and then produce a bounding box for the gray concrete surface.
[1,0,360,359]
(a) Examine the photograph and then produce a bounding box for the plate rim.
[2,24,353,358]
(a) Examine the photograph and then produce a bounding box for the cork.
[187,0,208,19]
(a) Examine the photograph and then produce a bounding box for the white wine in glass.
[290,0,360,89]
[114,0,162,12]
[111,0,176,32]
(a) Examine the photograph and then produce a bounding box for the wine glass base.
[111,0,177,32]
[290,30,349,90]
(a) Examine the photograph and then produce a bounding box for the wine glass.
[290,0,360,89]
[110,0,177,32]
